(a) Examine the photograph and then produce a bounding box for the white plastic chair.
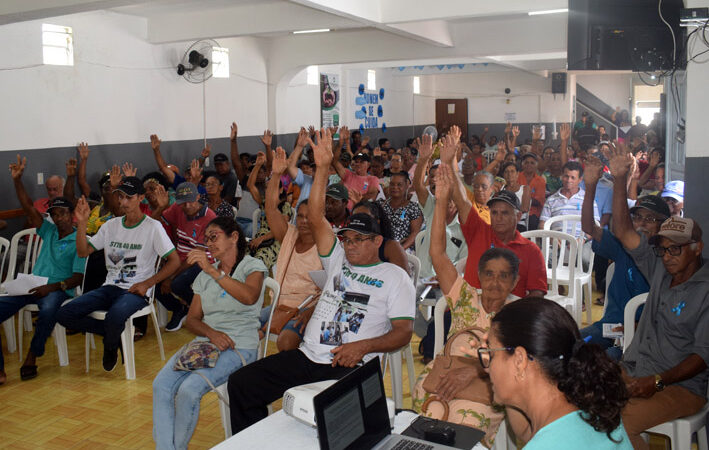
[258,277,282,359]
[522,230,580,324]
[407,253,420,284]
[83,257,165,380]
[482,149,497,165]
[623,292,709,450]
[602,262,615,318]
[251,208,261,239]
[433,295,447,357]
[0,236,15,353]
[414,230,427,261]
[492,419,519,450]
[543,215,596,324]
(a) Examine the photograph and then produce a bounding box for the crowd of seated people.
[0,113,705,450]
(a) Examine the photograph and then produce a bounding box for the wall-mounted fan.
[176,39,220,83]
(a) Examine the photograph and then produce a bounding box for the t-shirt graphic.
[319,269,371,346]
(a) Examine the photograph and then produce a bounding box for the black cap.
[214,153,229,163]
[520,153,539,161]
[114,176,145,196]
[487,190,520,210]
[47,196,74,212]
[630,195,671,219]
[338,213,381,236]
[326,183,349,201]
[353,152,371,162]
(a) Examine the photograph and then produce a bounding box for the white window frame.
[211,47,230,78]
[42,24,73,66]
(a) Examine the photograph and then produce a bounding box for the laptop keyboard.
[390,439,435,450]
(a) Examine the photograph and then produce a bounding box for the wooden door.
[435,99,468,139]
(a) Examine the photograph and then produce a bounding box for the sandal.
[20,365,38,381]
[133,329,145,342]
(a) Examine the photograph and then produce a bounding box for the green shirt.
[192,255,268,349]
[33,220,86,295]
[524,411,632,450]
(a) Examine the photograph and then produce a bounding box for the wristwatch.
[60,281,67,291]
[654,374,665,392]
[215,270,226,281]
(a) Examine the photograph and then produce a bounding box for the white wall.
[0,11,269,152]
[576,73,633,111]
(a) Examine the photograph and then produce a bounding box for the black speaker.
[551,72,567,94]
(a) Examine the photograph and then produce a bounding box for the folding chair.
[0,236,15,353]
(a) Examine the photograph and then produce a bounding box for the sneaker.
[166,308,187,332]
[103,347,118,372]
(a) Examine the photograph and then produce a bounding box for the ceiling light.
[293,28,330,34]
[528,9,568,16]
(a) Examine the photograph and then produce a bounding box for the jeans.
[156,265,202,312]
[153,344,257,450]
[580,322,623,361]
[56,285,147,351]
[0,290,69,370]
[235,217,253,238]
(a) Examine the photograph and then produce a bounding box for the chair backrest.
[7,228,43,281]
[603,262,615,318]
[623,293,648,352]
[414,230,427,261]
[543,214,583,238]
[261,276,282,359]
[406,253,420,285]
[0,237,10,284]
[251,208,261,239]
[482,149,497,164]
[145,256,163,303]
[433,295,447,357]
[521,229,577,298]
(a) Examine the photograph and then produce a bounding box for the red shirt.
[461,208,547,298]
[162,203,216,261]
[518,172,546,217]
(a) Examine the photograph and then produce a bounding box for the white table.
[212,410,485,450]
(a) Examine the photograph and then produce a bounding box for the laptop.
[313,357,475,450]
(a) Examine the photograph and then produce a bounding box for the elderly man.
[661,179,684,217]
[226,129,414,434]
[33,174,65,215]
[609,147,709,450]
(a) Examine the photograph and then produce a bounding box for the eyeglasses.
[652,242,695,257]
[479,270,514,282]
[477,347,512,368]
[631,213,663,224]
[205,231,225,243]
[338,235,375,246]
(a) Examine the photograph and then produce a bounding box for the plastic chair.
[433,295,447,357]
[0,236,15,353]
[623,292,709,450]
[492,419,519,450]
[259,277,283,359]
[82,257,165,380]
[522,230,580,324]
[602,262,615,318]
[251,208,261,239]
[543,214,597,325]
[407,253,420,284]
[482,149,497,165]
[215,383,232,439]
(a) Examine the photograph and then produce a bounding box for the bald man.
[33,175,65,214]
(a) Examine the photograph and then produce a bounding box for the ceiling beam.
[0,0,149,25]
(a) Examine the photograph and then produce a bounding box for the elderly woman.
[412,163,520,448]
[475,298,631,449]
[378,171,423,250]
[258,147,323,351]
[152,217,267,450]
[202,171,235,219]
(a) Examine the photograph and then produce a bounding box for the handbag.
[174,340,220,371]
[263,294,317,335]
[421,326,493,420]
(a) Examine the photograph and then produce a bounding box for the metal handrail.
[576,100,619,140]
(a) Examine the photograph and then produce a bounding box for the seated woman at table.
[152,217,267,450]
[473,298,631,449]
[258,147,322,352]
[412,164,520,448]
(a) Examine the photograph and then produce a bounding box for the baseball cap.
[47,196,74,212]
[114,176,145,196]
[353,152,371,162]
[630,195,670,219]
[520,153,539,161]
[337,213,381,236]
[326,183,349,201]
[661,180,684,203]
[487,190,520,210]
[175,182,200,204]
[213,153,229,163]
[650,217,702,245]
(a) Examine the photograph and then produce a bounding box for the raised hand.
[296,127,309,148]
[609,140,634,178]
[201,143,212,159]
[494,144,507,162]
[361,135,371,147]
[261,129,273,147]
[434,163,454,201]
[504,121,512,134]
[230,122,238,141]
[109,164,122,188]
[448,125,462,145]
[9,154,27,180]
[419,134,433,160]
[649,149,661,168]
[328,126,338,136]
[78,142,90,161]
[255,152,266,167]
[532,125,542,141]
[584,155,604,185]
[189,158,202,181]
[439,134,458,165]
[339,126,350,143]
[66,158,78,177]
[272,146,288,175]
[308,128,334,168]
[150,134,161,151]
[483,126,489,133]
[122,162,137,177]
[74,195,91,223]
[512,126,520,138]
[559,123,571,141]
[154,184,169,209]
[308,126,316,139]
[346,187,363,205]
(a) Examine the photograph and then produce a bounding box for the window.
[413,76,420,94]
[212,47,229,78]
[42,24,73,66]
[307,65,319,86]
[367,69,376,91]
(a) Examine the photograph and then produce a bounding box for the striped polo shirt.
[540,188,599,237]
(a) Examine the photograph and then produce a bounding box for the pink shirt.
[343,170,379,209]
[162,203,216,261]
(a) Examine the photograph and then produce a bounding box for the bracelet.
[215,270,226,281]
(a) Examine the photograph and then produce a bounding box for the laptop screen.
[314,357,391,450]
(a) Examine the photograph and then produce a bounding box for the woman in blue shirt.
[474,298,632,449]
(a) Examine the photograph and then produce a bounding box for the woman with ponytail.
[472,297,631,449]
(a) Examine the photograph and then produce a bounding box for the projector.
[282,379,338,427]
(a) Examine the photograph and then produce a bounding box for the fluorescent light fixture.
[293,28,330,34]
[528,8,568,16]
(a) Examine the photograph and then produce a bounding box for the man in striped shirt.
[158,182,216,331]
[539,161,599,237]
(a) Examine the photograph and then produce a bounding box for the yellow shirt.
[464,186,491,224]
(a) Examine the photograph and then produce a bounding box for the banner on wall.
[320,73,340,129]
[355,84,386,132]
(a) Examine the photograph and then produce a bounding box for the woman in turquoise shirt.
[152,217,267,450]
[474,298,632,449]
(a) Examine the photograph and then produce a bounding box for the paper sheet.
[1,273,49,296]
[602,323,624,339]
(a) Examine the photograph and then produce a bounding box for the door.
[435,99,468,139]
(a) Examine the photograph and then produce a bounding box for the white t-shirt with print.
[299,241,416,364]
[89,215,175,290]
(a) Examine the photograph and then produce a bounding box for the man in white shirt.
[539,161,599,236]
[226,129,415,434]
